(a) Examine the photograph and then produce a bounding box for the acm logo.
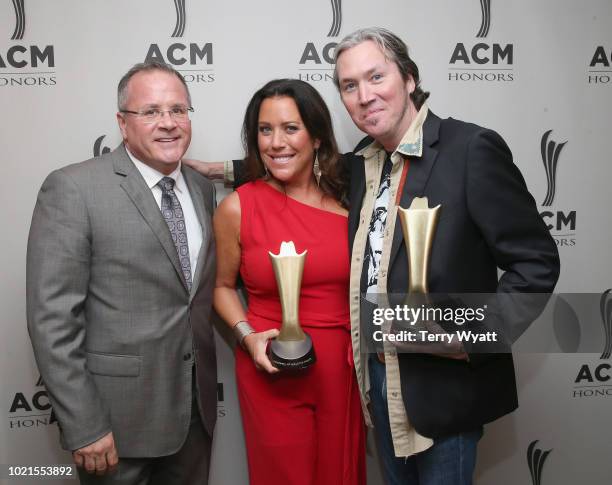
[171,0,187,38]
[475,0,490,38]
[94,135,112,158]
[587,46,612,85]
[549,291,612,399]
[601,289,612,360]
[8,376,228,431]
[537,130,576,247]
[573,290,612,399]
[145,0,214,84]
[0,0,57,87]
[527,440,552,485]
[448,0,514,82]
[10,0,25,40]
[8,375,55,430]
[298,0,343,83]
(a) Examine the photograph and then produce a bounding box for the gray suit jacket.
[26,145,217,457]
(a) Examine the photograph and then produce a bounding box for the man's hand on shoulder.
[72,431,118,476]
[183,159,225,180]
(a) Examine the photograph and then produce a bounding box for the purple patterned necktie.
[158,177,192,290]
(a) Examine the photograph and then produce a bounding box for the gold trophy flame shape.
[267,241,316,369]
[396,197,441,331]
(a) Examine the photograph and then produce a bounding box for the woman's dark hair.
[242,79,348,208]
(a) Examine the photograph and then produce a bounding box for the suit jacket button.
[183,353,192,361]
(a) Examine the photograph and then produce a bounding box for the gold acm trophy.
[396,197,441,331]
[267,241,316,369]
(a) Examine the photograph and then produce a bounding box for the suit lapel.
[113,146,189,292]
[182,166,211,297]
[348,153,366,253]
[388,112,441,269]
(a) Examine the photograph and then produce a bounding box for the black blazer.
[346,111,560,438]
[233,110,559,438]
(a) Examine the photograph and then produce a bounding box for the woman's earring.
[313,150,321,186]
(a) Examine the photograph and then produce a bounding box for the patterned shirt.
[365,155,393,293]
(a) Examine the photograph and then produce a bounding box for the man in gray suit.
[27,61,217,484]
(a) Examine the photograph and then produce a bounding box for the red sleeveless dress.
[235,180,365,485]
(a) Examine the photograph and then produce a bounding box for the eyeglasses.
[120,106,194,124]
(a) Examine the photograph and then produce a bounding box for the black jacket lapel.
[388,112,441,271]
[347,152,366,254]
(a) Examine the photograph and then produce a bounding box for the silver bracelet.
[233,320,255,348]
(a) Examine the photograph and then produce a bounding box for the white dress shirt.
[127,149,203,277]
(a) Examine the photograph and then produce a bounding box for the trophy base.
[268,334,316,370]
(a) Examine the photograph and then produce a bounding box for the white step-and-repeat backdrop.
[1,1,611,484]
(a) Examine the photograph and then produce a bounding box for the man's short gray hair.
[333,27,429,109]
[117,61,191,111]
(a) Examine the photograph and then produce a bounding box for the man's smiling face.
[117,70,191,174]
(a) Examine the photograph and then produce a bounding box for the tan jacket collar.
[356,104,429,161]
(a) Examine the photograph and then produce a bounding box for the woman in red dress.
[213,79,365,485]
